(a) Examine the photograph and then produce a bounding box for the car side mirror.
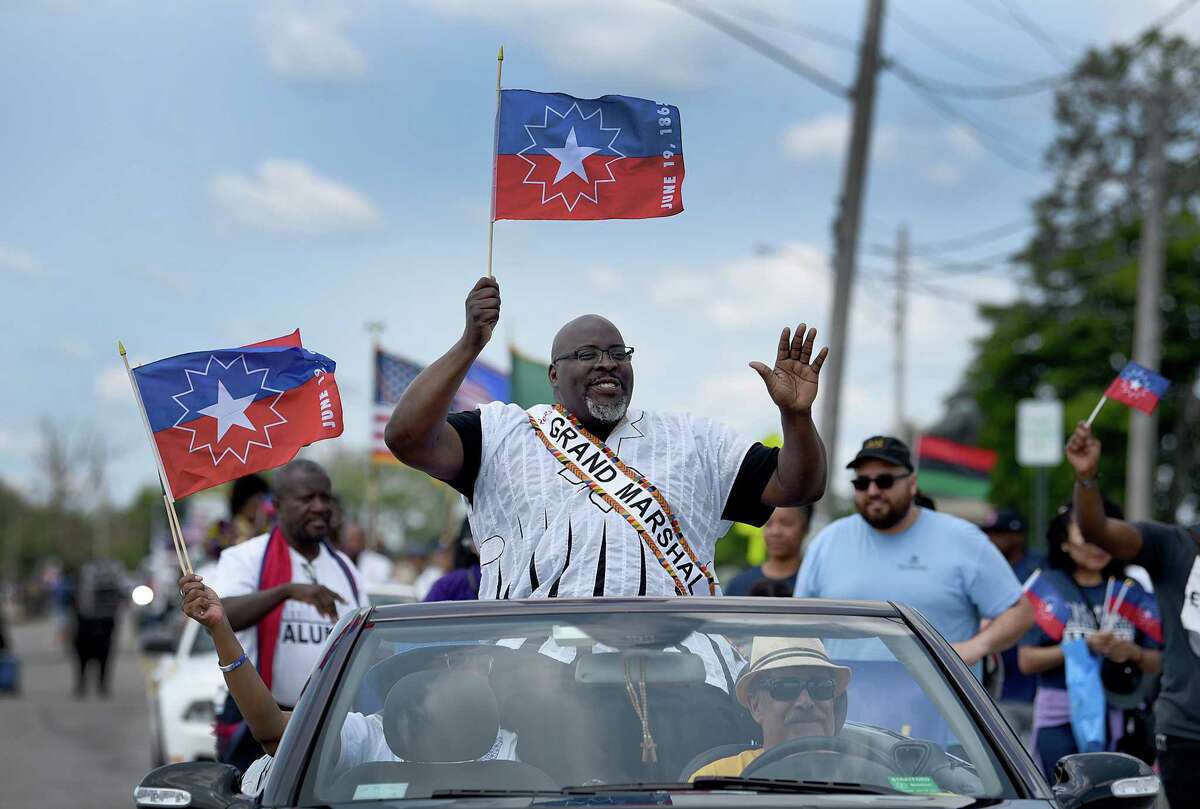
[1052,752,1160,809]
[134,762,246,809]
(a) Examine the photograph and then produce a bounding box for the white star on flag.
[198,380,257,441]
[544,127,602,184]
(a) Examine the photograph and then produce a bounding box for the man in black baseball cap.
[795,434,1033,680]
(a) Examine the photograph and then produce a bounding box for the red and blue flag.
[132,330,343,499]
[1107,579,1163,644]
[1104,361,1170,414]
[1023,569,1070,642]
[494,90,683,220]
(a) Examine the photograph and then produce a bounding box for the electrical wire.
[888,6,1044,80]
[888,65,1042,172]
[730,3,859,53]
[657,0,849,98]
[883,60,1063,99]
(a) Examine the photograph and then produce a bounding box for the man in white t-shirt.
[211,459,364,770]
[384,277,829,598]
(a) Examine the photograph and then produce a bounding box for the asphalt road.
[0,615,153,809]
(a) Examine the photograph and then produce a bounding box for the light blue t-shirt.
[794,508,1023,667]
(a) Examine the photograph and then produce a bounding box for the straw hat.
[735,637,852,707]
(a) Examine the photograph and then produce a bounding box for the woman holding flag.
[1017,500,1161,782]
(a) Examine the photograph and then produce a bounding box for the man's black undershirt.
[443,410,778,527]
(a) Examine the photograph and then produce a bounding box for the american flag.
[371,349,510,462]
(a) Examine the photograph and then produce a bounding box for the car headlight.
[182,700,215,724]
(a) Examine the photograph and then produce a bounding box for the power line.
[658,0,849,99]
[888,6,1043,80]
[884,60,1063,99]
[888,64,1042,172]
[1148,0,1200,31]
[909,218,1032,254]
[996,0,1075,67]
[730,3,859,53]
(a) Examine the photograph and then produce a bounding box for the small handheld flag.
[494,90,684,221]
[1086,361,1171,425]
[1023,569,1070,642]
[130,332,344,499]
[1105,577,1163,643]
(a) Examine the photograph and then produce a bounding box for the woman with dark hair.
[1018,500,1161,781]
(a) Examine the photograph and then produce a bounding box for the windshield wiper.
[429,789,566,799]
[562,778,900,796]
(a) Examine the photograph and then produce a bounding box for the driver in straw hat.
[689,637,852,780]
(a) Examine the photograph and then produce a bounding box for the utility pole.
[364,321,386,549]
[1127,86,1167,521]
[893,224,908,438]
[818,0,886,517]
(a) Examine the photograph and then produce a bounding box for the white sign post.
[1017,398,1064,550]
[1017,399,1064,468]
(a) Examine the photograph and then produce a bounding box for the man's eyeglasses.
[760,676,837,702]
[552,345,635,364]
[850,472,911,492]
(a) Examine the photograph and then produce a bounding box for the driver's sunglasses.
[850,472,911,492]
[761,676,836,702]
[552,345,635,365]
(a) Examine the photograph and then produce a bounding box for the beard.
[859,498,912,530]
[584,391,629,424]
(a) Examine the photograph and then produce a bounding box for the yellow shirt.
[688,748,763,781]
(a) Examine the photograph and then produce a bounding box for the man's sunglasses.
[760,676,837,702]
[552,345,635,364]
[850,472,912,492]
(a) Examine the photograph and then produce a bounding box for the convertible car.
[134,598,1160,809]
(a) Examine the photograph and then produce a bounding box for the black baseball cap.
[847,436,913,472]
[982,509,1026,533]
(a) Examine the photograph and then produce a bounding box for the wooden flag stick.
[1085,395,1107,427]
[487,45,504,279]
[120,341,193,576]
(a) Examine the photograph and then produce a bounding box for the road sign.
[1017,399,1064,468]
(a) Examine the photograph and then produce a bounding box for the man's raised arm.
[1066,421,1143,561]
[384,277,500,480]
[751,324,829,507]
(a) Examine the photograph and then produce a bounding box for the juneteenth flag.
[915,435,997,500]
[494,90,684,220]
[1023,569,1070,642]
[1106,578,1163,643]
[1104,361,1170,415]
[131,330,343,499]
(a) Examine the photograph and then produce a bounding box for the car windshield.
[299,607,1017,803]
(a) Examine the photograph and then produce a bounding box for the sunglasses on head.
[850,472,911,492]
[760,675,837,702]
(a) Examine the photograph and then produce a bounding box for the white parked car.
[147,616,223,767]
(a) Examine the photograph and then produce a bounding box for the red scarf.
[255,526,292,690]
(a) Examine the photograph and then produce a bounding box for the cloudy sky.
[2,0,1195,506]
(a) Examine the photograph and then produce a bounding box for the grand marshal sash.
[528,404,717,595]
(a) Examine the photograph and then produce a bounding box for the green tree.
[958,31,1200,524]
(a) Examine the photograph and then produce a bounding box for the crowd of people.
[163,278,1197,804]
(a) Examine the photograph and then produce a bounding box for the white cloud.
[780,114,898,163]
[650,243,832,328]
[586,267,621,293]
[414,0,736,89]
[210,159,381,235]
[944,124,982,160]
[258,10,366,81]
[95,365,132,402]
[926,161,963,187]
[0,243,46,276]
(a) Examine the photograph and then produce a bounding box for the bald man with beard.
[385,277,829,598]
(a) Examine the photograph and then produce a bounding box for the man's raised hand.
[463,277,501,351]
[180,574,226,630]
[750,324,829,415]
[1066,421,1101,481]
